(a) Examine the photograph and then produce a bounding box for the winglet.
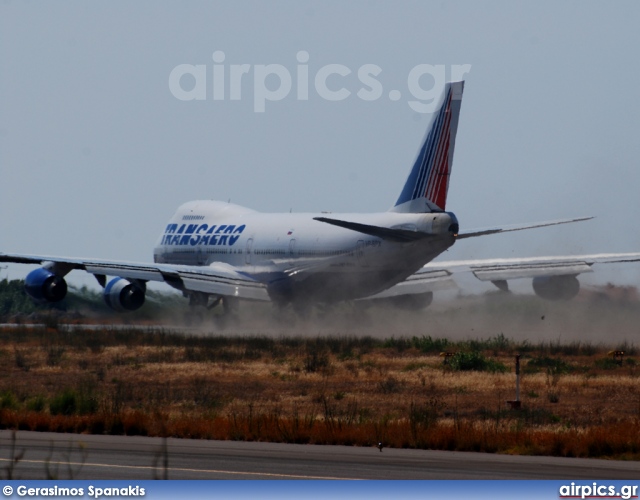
[391,81,464,214]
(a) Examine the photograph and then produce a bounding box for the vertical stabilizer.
[391,81,464,213]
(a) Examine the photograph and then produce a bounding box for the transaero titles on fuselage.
[161,223,246,246]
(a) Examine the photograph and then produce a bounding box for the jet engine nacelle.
[103,277,146,312]
[532,275,580,301]
[24,268,68,303]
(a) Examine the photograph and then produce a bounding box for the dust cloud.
[173,285,640,347]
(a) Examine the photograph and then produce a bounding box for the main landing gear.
[184,292,239,327]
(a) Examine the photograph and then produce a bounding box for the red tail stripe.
[424,94,452,206]
[432,131,451,210]
[425,95,452,201]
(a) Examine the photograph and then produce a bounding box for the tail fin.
[391,81,464,213]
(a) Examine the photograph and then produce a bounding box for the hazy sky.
[2,1,640,290]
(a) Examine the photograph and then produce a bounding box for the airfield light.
[507,354,522,410]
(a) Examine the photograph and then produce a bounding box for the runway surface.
[0,431,637,480]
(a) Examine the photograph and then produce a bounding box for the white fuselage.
[153,200,457,304]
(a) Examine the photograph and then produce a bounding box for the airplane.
[1,80,633,317]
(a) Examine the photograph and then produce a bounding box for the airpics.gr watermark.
[168,51,471,113]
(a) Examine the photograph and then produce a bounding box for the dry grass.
[0,322,638,459]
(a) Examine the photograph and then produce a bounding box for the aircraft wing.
[0,253,270,301]
[367,252,640,299]
[429,253,640,283]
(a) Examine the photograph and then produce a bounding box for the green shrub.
[411,336,450,353]
[525,356,573,374]
[449,351,507,373]
[49,386,98,416]
[595,357,622,370]
[26,395,46,412]
[49,389,77,415]
[0,391,19,410]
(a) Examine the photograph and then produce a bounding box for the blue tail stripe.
[411,112,441,199]
[396,85,452,206]
[413,91,450,200]
[409,139,431,200]
[414,89,450,199]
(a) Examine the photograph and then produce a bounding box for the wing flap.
[84,264,165,282]
[178,270,269,301]
[363,269,457,299]
[471,261,593,282]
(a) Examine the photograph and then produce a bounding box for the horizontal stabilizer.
[457,217,593,239]
[313,217,431,242]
